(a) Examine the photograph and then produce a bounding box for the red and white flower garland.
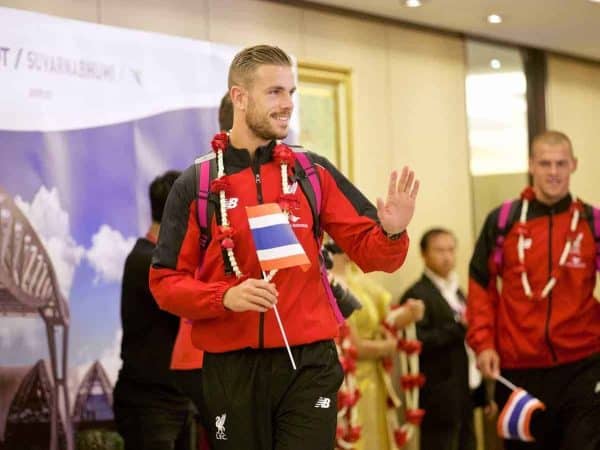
[517,187,581,300]
[335,311,425,450]
[209,132,298,279]
[336,323,362,449]
[382,309,425,449]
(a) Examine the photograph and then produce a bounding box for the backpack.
[194,147,344,323]
[492,199,600,275]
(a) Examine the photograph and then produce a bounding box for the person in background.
[114,170,204,450]
[467,130,600,450]
[218,91,233,132]
[328,242,424,450]
[401,228,487,450]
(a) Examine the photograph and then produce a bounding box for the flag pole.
[496,374,518,391]
[263,270,297,370]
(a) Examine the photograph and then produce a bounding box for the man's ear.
[230,85,247,112]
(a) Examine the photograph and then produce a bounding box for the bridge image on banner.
[0,187,73,450]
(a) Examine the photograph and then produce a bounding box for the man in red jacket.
[149,45,419,450]
[467,131,600,450]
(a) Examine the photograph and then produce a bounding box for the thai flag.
[497,388,545,442]
[246,203,310,272]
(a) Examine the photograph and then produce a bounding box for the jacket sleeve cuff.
[209,282,231,314]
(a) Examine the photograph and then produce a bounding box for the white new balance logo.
[314,397,331,408]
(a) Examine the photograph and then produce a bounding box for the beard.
[245,98,289,141]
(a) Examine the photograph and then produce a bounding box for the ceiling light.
[588,0,600,3]
[490,59,502,70]
[404,0,423,7]
[487,14,503,24]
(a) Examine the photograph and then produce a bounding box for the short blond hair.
[228,45,292,89]
[531,130,574,157]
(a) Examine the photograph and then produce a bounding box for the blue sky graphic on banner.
[0,5,299,398]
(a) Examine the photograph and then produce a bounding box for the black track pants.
[201,340,344,450]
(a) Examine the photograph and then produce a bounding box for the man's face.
[422,233,456,279]
[529,142,577,204]
[244,65,295,141]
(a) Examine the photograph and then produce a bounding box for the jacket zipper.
[545,211,558,362]
[252,159,265,348]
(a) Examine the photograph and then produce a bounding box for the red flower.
[346,345,358,360]
[273,144,295,165]
[399,339,422,355]
[382,357,393,373]
[345,426,361,443]
[210,176,230,195]
[521,186,536,201]
[278,193,299,212]
[400,373,426,390]
[394,428,409,447]
[515,224,530,237]
[221,238,235,249]
[337,390,351,409]
[336,425,345,440]
[341,356,356,374]
[273,144,295,164]
[215,226,234,241]
[405,408,426,426]
[211,132,228,152]
[570,200,583,214]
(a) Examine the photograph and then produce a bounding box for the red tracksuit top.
[150,141,409,353]
[467,194,600,369]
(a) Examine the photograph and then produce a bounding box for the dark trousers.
[496,353,600,450]
[420,409,476,450]
[201,340,344,450]
[114,374,201,450]
[114,405,196,450]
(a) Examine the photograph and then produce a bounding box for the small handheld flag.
[246,203,310,272]
[497,386,545,442]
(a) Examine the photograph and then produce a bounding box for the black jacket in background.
[115,237,189,410]
[401,274,472,425]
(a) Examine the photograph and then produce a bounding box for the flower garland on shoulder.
[516,187,582,300]
[382,307,425,449]
[209,132,298,279]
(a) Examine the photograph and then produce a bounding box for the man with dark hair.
[150,44,419,450]
[218,92,233,132]
[402,228,480,450]
[467,130,600,450]
[114,170,203,450]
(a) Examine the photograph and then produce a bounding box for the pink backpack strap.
[194,153,216,266]
[493,200,515,275]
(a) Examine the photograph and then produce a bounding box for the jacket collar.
[223,140,276,170]
[529,193,572,216]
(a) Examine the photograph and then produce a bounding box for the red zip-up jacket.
[150,141,409,353]
[467,194,600,369]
